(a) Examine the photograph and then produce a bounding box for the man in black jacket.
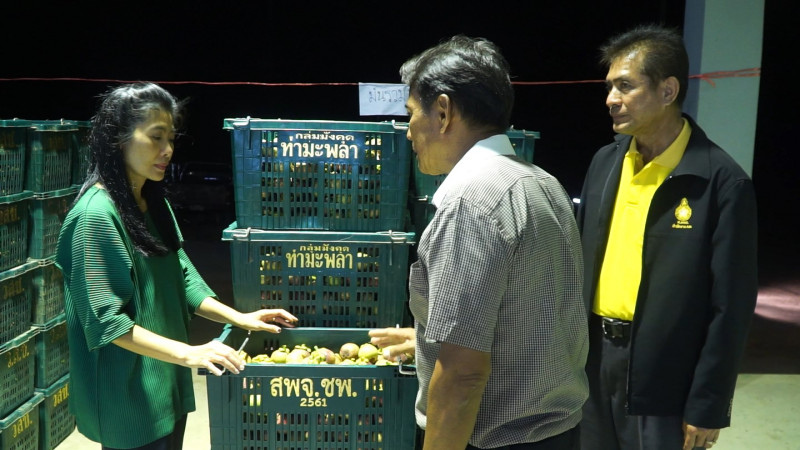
[577,24,757,450]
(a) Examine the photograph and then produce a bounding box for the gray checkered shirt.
[409,134,588,448]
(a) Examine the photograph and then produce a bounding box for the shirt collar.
[431,134,514,207]
[629,118,692,171]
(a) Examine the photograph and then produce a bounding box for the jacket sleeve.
[684,177,758,428]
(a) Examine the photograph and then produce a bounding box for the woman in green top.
[55,83,298,450]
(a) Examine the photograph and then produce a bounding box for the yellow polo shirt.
[593,119,691,320]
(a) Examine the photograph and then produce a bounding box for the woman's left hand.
[237,309,299,333]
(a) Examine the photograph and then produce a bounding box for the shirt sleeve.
[56,199,136,350]
[166,201,216,312]
[423,197,517,352]
[178,247,216,313]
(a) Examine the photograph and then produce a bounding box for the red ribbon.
[0,69,761,88]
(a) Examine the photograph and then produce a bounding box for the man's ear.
[436,94,453,133]
[663,76,680,105]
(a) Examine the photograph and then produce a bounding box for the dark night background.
[1,1,796,274]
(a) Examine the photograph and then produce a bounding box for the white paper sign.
[358,83,409,116]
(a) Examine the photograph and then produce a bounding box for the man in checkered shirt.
[378,35,589,450]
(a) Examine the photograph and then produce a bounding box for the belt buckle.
[601,317,624,339]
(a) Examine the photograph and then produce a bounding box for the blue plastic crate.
[223,224,414,328]
[202,326,418,450]
[224,118,411,231]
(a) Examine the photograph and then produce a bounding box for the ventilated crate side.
[69,121,91,186]
[0,329,38,420]
[0,191,32,272]
[203,327,418,450]
[25,122,74,194]
[0,119,30,197]
[30,261,65,327]
[224,226,414,328]
[0,262,37,348]
[225,118,411,231]
[33,317,68,389]
[0,392,43,450]
[35,374,75,450]
[29,187,78,261]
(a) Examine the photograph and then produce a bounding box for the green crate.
[202,326,418,450]
[25,122,74,194]
[223,224,414,328]
[33,317,68,389]
[67,121,91,186]
[28,187,78,261]
[0,262,37,348]
[0,191,32,273]
[0,119,31,197]
[30,260,64,327]
[0,392,43,450]
[224,118,411,231]
[0,329,38,419]
[407,196,436,243]
[410,127,540,200]
[34,374,74,450]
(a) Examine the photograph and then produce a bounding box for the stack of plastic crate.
[202,118,419,449]
[406,126,540,239]
[28,120,78,450]
[1,119,42,449]
[68,120,91,188]
[0,118,77,449]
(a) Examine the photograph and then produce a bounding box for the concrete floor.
[55,217,800,450]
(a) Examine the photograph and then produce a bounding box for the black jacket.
[577,115,758,428]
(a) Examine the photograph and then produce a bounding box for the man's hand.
[369,327,415,361]
[683,421,721,449]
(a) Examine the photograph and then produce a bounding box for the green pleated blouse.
[55,186,216,448]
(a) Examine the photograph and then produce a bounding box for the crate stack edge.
[0,328,40,449]
[203,118,419,450]
[34,373,74,450]
[1,118,82,449]
[222,118,416,326]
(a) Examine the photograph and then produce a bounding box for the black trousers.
[581,315,701,450]
[102,414,187,450]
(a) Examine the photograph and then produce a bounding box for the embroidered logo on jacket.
[672,198,693,229]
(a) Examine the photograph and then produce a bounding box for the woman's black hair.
[78,82,184,256]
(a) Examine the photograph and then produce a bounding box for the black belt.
[600,316,631,340]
